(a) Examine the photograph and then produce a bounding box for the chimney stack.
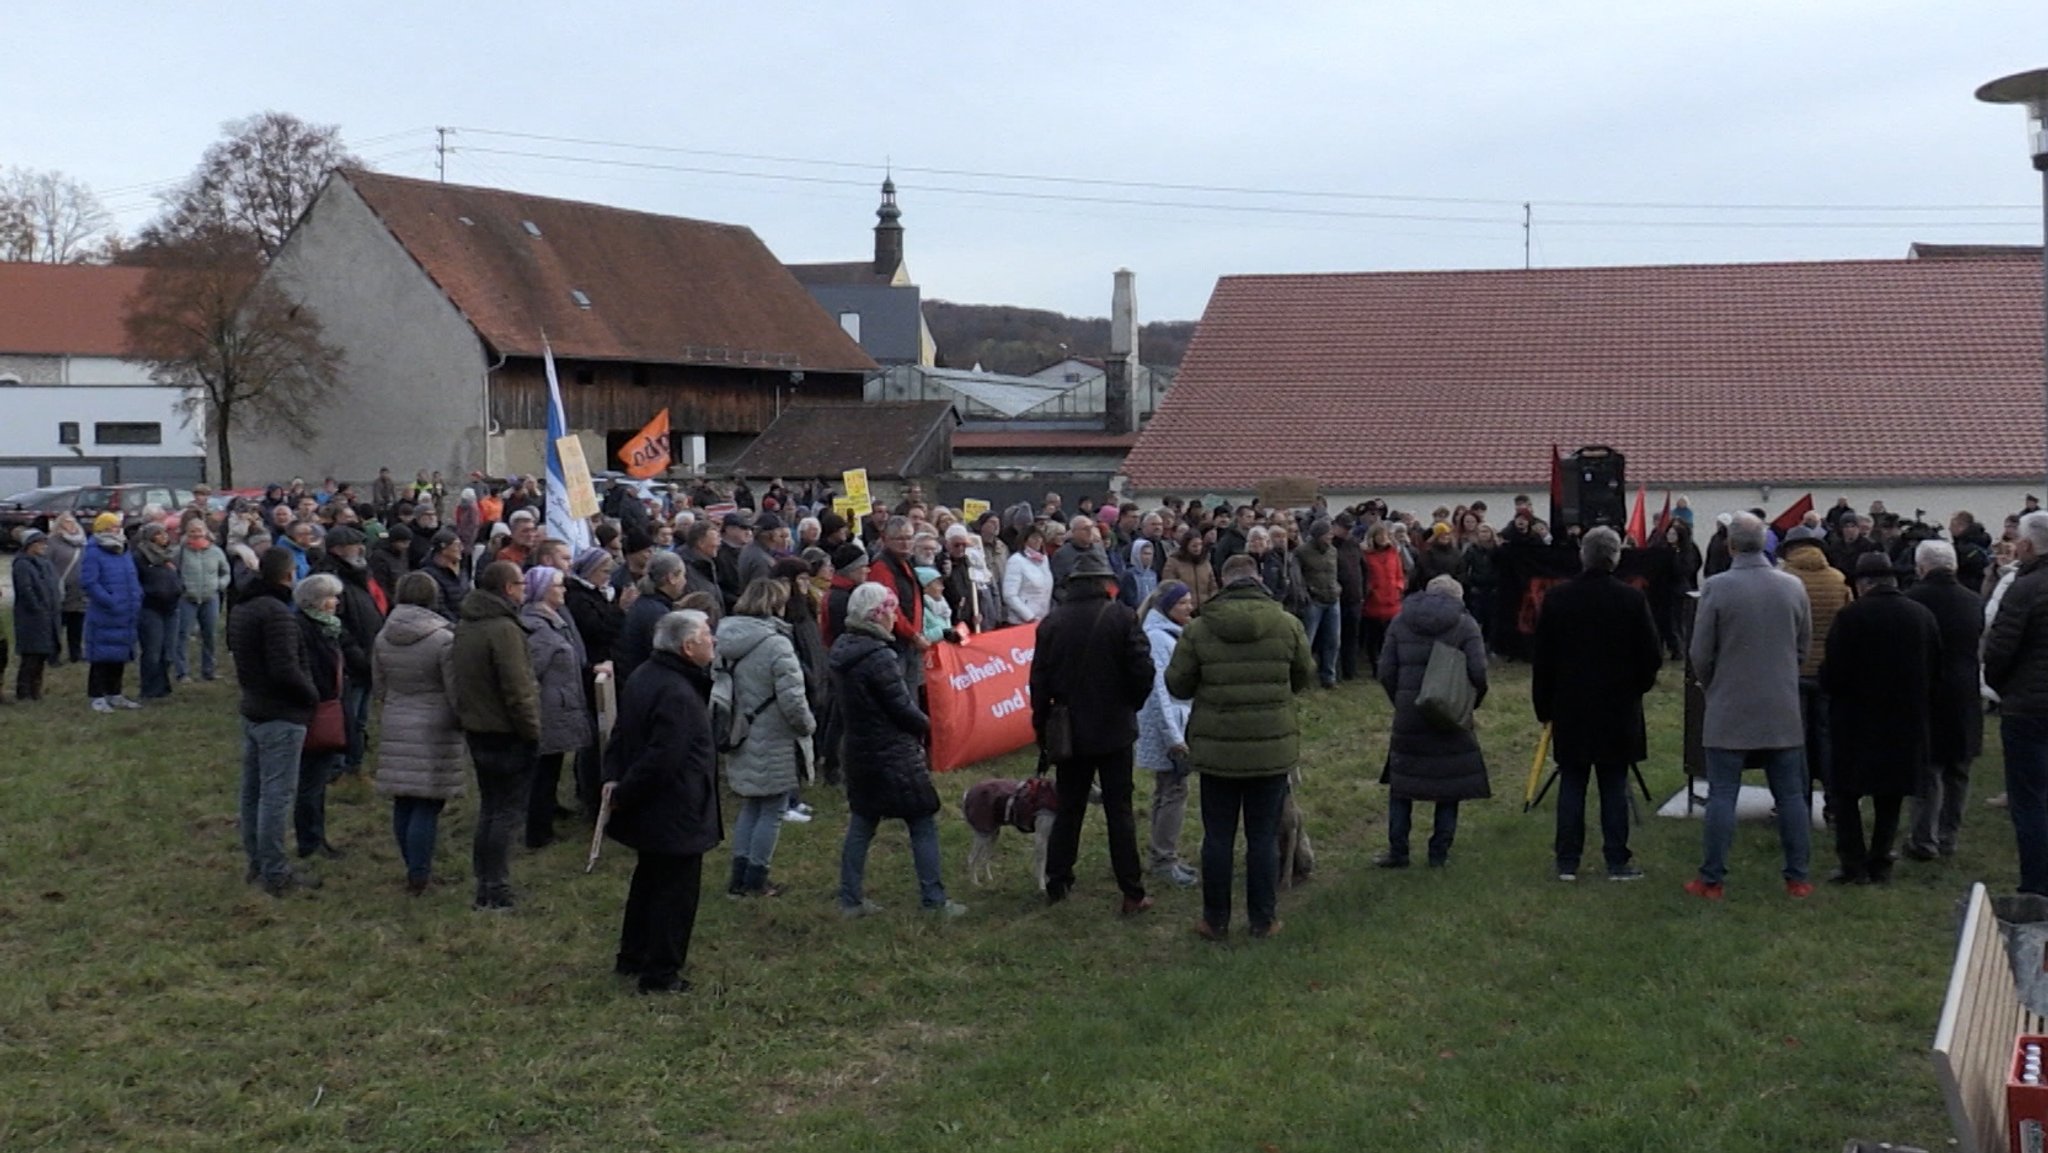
[1104,268,1138,436]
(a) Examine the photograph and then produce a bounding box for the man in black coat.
[1531,527,1662,881]
[1029,550,1156,913]
[1820,552,1945,884]
[615,552,686,688]
[1332,513,1366,681]
[680,520,725,625]
[320,526,386,777]
[1903,540,1985,860]
[227,548,321,896]
[714,512,752,613]
[604,608,721,994]
[1987,512,2048,896]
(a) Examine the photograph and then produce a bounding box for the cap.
[324,526,365,549]
[1067,550,1114,581]
[1853,552,1895,579]
[913,565,942,586]
[1782,525,1827,546]
[622,527,655,554]
[831,543,869,572]
[19,528,47,549]
[753,511,784,533]
[722,511,754,530]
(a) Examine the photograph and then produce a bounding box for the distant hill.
[923,300,1196,375]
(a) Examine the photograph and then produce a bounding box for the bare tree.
[0,167,114,262]
[143,112,362,258]
[123,228,345,487]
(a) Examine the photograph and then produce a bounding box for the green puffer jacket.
[451,589,542,742]
[1296,538,1340,604]
[1164,581,1316,776]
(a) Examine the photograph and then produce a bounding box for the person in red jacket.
[866,516,928,691]
[822,543,870,647]
[1361,524,1410,668]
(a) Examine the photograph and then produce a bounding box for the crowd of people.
[9,468,2048,992]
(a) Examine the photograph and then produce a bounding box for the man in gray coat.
[1686,512,1814,900]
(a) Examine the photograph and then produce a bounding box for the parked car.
[208,488,268,514]
[0,486,89,547]
[74,484,197,527]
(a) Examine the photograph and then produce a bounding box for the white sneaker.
[781,808,813,825]
[112,696,143,710]
[91,697,115,714]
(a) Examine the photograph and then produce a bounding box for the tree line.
[923,300,1195,375]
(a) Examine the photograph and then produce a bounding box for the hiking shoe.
[1900,845,1938,862]
[1193,919,1227,942]
[638,977,691,995]
[1120,895,1154,917]
[744,881,785,898]
[924,900,968,918]
[839,899,884,919]
[1249,920,1284,940]
[91,697,114,714]
[1426,857,1449,869]
[1785,880,1815,899]
[1607,865,1645,882]
[1682,878,1724,901]
[1556,870,1578,883]
[1371,851,1410,869]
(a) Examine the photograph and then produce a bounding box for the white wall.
[0,385,204,457]
[64,356,156,386]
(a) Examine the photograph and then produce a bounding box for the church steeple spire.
[873,174,903,275]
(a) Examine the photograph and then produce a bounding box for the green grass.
[0,647,2005,1151]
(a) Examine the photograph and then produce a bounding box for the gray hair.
[1425,573,1464,599]
[1579,526,1623,572]
[293,572,343,610]
[1916,540,1958,574]
[653,609,709,653]
[1726,512,1767,555]
[1248,525,1270,546]
[647,551,685,585]
[885,515,913,537]
[2022,512,2048,557]
[798,516,821,538]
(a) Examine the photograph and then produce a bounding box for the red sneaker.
[1683,878,1725,901]
[1785,880,1815,899]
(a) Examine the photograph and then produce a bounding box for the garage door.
[49,466,104,486]
[0,467,38,498]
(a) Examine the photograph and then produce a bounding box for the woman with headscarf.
[521,564,593,851]
[830,582,964,918]
[48,512,88,666]
[295,572,364,861]
[373,572,466,894]
[132,521,183,700]
[81,512,142,711]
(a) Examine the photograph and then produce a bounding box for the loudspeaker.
[1559,446,1626,532]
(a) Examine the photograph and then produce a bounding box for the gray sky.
[9,1,2047,321]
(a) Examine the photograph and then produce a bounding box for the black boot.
[727,856,749,897]
[742,862,783,897]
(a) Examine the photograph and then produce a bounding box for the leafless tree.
[0,167,114,262]
[142,112,361,259]
[123,227,345,487]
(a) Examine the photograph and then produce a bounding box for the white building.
[0,263,204,495]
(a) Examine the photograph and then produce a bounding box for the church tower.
[873,176,904,277]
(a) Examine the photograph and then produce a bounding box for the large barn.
[242,171,876,486]
[1121,248,2046,525]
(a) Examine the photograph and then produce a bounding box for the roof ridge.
[1214,254,2037,285]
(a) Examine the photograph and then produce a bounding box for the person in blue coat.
[81,512,143,712]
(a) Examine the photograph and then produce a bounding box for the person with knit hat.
[521,564,593,851]
[11,529,62,701]
[830,582,964,918]
[914,565,953,645]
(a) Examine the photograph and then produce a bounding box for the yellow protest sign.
[842,468,871,512]
[556,436,600,519]
[832,496,859,523]
[961,498,990,523]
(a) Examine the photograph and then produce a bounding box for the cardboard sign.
[842,468,871,512]
[832,496,860,523]
[555,436,601,519]
[1256,476,1319,510]
[924,624,1038,772]
[961,498,990,523]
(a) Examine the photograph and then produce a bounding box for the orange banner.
[924,624,1038,772]
[619,409,671,479]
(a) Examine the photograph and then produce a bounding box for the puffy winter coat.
[1296,538,1340,604]
[178,542,231,603]
[1985,557,2048,719]
[1378,590,1491,802]
[830,630,939,821]
[1781,541,1852,677]
[11,550,62,657]
[80,533,142,663]
[521,603,593,756]
[715,613,816,798]
[1165,581,1316,777]
[371,605,467,800]
[49,531,87,614]
[1002,549,1055,624]
[1161,551,1220,608]
[1362,547,1407,622]
[1135,609,1192,771]
[451,589,541,742]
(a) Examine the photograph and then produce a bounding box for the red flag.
[1625,484,1648,547]
[1651,491,1674,542]
[1770,493,1815,537]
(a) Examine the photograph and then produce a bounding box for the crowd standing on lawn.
[9,468,2048,992]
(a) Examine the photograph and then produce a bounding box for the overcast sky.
[8,1,2046,321]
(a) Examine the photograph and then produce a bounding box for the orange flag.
[619,409,671,479]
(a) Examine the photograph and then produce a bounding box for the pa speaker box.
[1561,446,1627,531]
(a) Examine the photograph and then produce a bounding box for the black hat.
[722,511,754,530]
[429,528,460,550]
[1067,549,1115,582]
[324,526,366,549]
[831,543,870,571]
[1853,552,1895,580]
[386,523,414,542]
[753,511,784,533]
[623,527,655,554]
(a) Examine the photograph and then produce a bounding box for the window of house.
[574,369,595,387]
[631,365,650,387]
[58,422,79,445]
[839,311,861,341]
[1064,372,1082,384]
[95,422,161,446]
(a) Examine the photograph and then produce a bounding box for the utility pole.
[1523,202,1531,270]
[436,127,450,183]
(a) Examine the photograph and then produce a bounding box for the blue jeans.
[732,795,785,870]
[391,796,446,883]
[1698,747,1810,884]
[1199,772,1288,932]
[2003,715,2048,895]
[137,606,175,698]
[297,750,343,855]
[839,811,946,909]
[1388,797,1459,864]
[174,596,218,680]
[1302,601,1341,687]
[239,718,306,885]
[341,682,373,771]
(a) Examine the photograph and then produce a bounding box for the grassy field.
[0,631,2011,1151]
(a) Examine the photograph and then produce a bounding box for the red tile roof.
[1122,258,2046,492]
[343,171,875,373]
[0,262,147,357]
